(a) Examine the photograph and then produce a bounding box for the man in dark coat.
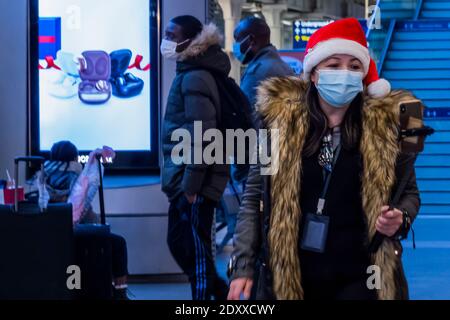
[161,15,230,300]
[233,17,294,108]
[231,17,294,183]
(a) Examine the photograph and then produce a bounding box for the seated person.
[28,141,130,299]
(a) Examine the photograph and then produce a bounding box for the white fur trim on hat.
[302,38,371,80]
[367,78,391,99]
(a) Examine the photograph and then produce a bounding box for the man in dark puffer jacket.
[161,15,230,300]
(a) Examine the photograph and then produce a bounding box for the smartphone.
[399,100,425,153]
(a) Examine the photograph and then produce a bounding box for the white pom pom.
[368,78,391,98]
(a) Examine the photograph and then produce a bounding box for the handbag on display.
[78,50,112,104]
[110,49,144,98]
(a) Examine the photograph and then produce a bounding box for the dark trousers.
[302,275,378,300]
[109,233,128,279]
[74,226,128,280]
[167,195,229,300]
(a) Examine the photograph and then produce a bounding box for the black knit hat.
[171,15,203,39]
[50,141,79,162]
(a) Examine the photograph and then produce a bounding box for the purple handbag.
[78,51,112,104]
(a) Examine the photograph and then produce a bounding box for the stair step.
[420,192,450,204]
[382,10,415,19]
[417,179,450,192]
[391,40,450,50]
[425,120,450,131]
[426,131,450,143]
[412,90,450,100]
[385,60,450,70]
[422,100,450,108]
[417,155,450,167]
[389,79,450,89]
[419,204,450,215]
[423,142,450,154]
[421,10,450,19]
[423,2,450,10]
[416,167,450,179]
[393,31,450,41]
[383,69,450,80]
[388,50,450,60]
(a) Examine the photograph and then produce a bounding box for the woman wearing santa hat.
[227,18,420,300]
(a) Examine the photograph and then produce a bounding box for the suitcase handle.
[14,156,45,212]
[95,155,106,225]
[14,156,45,165]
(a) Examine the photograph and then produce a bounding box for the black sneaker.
[113,288,131,300]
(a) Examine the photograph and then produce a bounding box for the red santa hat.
[302,18,391,99]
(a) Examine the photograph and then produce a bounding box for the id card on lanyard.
[300,144,342,253]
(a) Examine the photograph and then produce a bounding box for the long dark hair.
[303,81,363,157]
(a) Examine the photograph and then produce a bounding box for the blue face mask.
[232,35,251,64]
[315,69,364,108]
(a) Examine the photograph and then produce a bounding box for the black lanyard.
[316,144,342,215]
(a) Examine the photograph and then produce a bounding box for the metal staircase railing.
[414,0,424,20]
[378,19,396,74]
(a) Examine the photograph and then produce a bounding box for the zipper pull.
[316,198,325,215]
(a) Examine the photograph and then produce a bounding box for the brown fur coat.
[255,76,417,300]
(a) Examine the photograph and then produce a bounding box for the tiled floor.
[128,249,230,300]
[129,216,450,300]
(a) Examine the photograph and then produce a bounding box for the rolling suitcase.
[0,157,74,300]
[73,155,113,299]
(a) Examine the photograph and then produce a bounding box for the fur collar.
[178,23,223,61]
[256,76,415,300]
